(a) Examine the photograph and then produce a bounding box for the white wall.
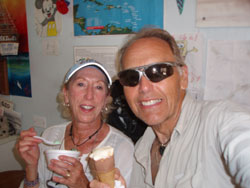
[0,136,24,171]
[2,0,250,135]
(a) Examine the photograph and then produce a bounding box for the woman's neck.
[64,120,110,154]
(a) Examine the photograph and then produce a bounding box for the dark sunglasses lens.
[145,64,174,82]
[119,70,140,86]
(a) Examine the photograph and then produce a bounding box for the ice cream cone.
[89,146,115,188]
[94,167,115,188]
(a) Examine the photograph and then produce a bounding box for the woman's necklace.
[70,120,103,150]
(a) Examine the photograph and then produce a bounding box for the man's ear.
[180,65,188,90]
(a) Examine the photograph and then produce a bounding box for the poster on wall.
[0,0,32,97]
[0,0,29,54]
[7,54,32,98]
[204,40,250,111]
[196,0,250,27]
[74,46,118,79]
[173,33,205,100]
[73,0,163,36]
[34,0,62,37]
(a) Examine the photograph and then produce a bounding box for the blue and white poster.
[7,53,32,97]
[73,0,163,36]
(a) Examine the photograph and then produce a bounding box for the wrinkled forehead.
[121,38,175,70]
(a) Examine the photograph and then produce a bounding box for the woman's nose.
[85,86,94,100]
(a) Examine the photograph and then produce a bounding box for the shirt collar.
[134,127,155,164]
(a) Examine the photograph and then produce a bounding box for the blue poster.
[73,0,163,36]
[7,53,32,97]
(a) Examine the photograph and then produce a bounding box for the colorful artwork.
[34,0,62,37]
[1,0,32,98]
[174,33,204,100]
[0,0,31,97]
[1,0,29,53]
[7,54,32,97]
[73,0,163,36]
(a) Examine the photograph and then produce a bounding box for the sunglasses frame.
[118,61,181,87]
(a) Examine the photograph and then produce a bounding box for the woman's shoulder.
[41,121,70,137]
[107,125,134,147]
[109,125,132,139]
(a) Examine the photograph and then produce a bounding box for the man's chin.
[140,118,160,127]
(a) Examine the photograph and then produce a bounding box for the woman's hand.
[48,155,89,188]
[89,168,126,188]
[16,127,42,168]
[16,127,42,183]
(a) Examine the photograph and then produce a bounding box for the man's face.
[122,37,188,127]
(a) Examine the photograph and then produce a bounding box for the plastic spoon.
[34,136,61,146]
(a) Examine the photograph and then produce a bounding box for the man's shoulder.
[203,99,248,114]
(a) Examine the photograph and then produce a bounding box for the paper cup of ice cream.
[45,149,80,165]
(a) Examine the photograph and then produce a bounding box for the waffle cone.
[95,168,115,188]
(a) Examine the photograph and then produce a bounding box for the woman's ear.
[180,65,188,90]
[63,87,69,104]
[104,95,112,109]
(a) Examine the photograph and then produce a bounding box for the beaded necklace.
[70,120,103,150]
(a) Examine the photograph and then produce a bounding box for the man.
[90,28,250,188]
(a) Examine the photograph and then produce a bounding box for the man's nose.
[138,75,152,93]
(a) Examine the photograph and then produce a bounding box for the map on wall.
[73,0,163,36]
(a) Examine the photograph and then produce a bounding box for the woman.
[16,58,134,188]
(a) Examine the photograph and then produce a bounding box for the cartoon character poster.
[34,0,62,37]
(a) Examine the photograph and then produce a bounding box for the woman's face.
[64,67,109,124]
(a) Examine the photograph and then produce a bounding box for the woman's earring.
[63,103,70,107]
[102,106,108,112]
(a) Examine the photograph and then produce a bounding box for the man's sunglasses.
[118,62,181,87]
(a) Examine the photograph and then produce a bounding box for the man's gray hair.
[116,28,185,72]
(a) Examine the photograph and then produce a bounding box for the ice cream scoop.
[89,146,115,188]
